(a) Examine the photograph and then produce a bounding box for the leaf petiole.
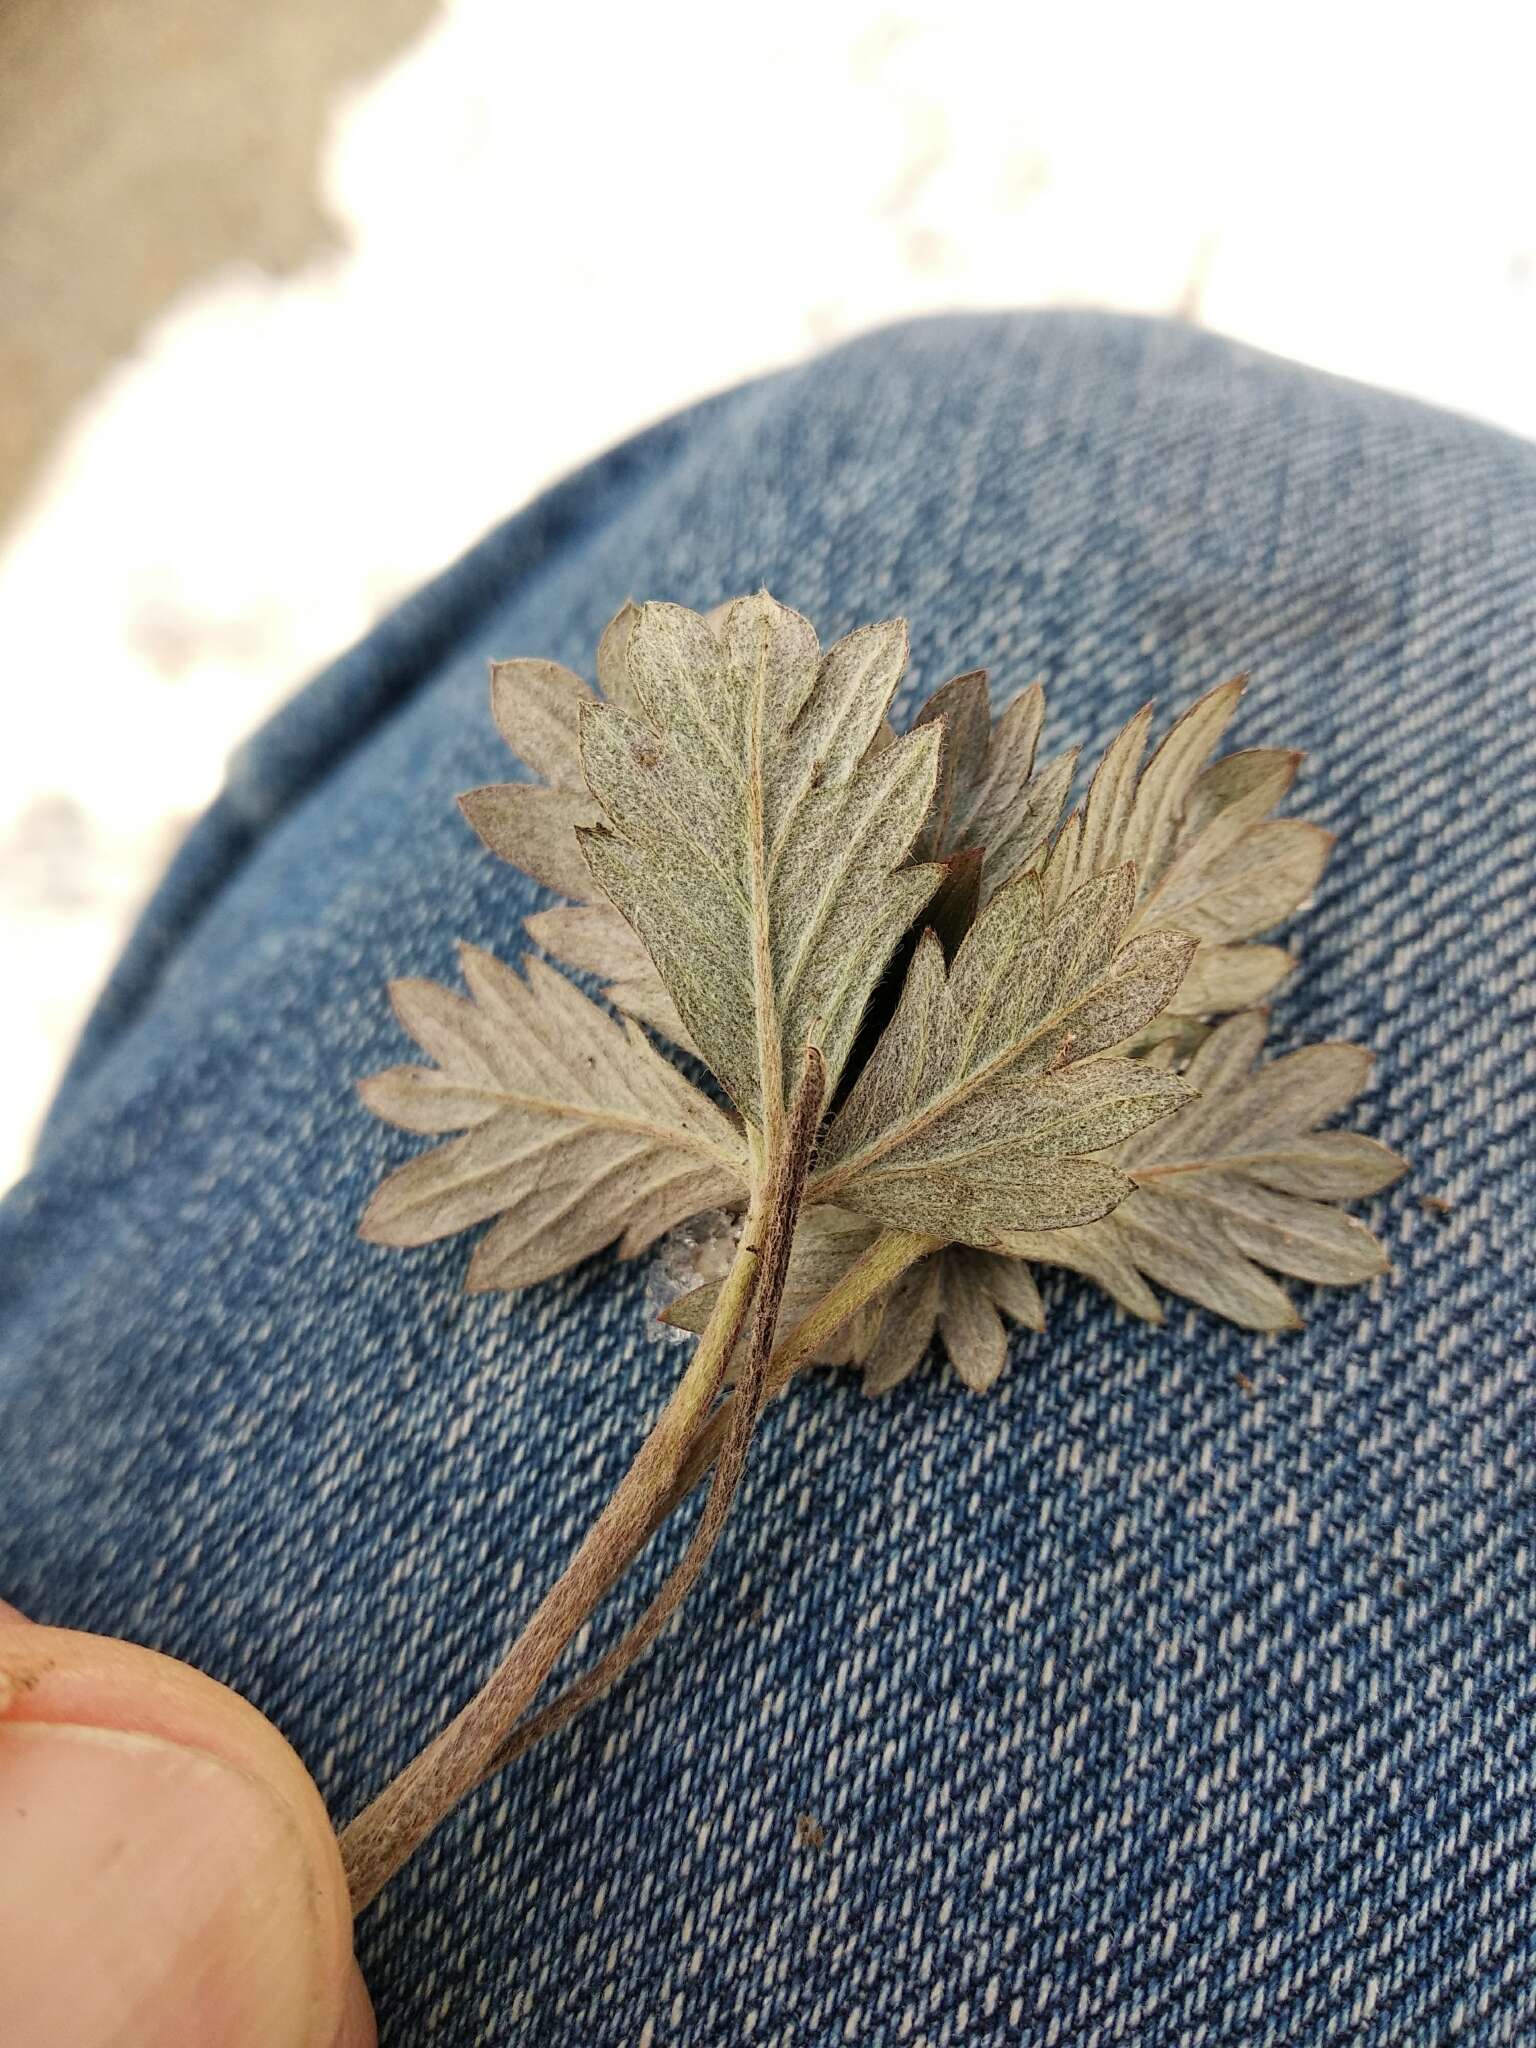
[471,1044,831,1790]
[339,1182,767,1910]
[339,1047,830,1912]
[512,1224,944,1770]
[660,1225,941,1524]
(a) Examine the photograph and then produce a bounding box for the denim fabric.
[2,310,1534,2046]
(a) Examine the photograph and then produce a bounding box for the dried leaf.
[456,610,690,1044]
[358,943,747,1291]
[858,1260,945,1393]
[921,846,985,962]
[983,749,1080,900]
[578,590,943,1131]
[1139,815,1333,947]
[458,784,601,900]
[936,1249,1040,1393]
[993,1221,1165,1324]
[370,592,1402,1362]
[811,866,1197,1243]
[595,600,643,712]
[1003,1010,1408,1331]
[875,1247,1046,1395]
[1039,685,1230,905]
[458,655,604,889]
[1182,746,1300,834]
[911,669,992,861]
[490,656,596,783]
[1171,941,1296,1015]
[1119,1012,1213,1062]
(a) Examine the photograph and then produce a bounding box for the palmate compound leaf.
[356,943,748,1292]
[576,591,945,1136]
[805,863,1199,1243]
[398,591,1393,1378]
[467,623,1329,1078]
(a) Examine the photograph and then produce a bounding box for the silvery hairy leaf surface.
[358,589,1404,1385]
[575,593,943,1135]
[357,944,746,1291]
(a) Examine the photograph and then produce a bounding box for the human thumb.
[0,1612,374,2048]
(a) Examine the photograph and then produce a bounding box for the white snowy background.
[3,0,1533,1187]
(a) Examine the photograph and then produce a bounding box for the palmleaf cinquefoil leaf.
[358,943,748,1292]
[808,865,1197,1242]
[577,591,944,1136]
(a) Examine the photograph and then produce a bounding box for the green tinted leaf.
[811,868,1196,1244]
[578,591,943,1132]
[1012,1011,1408,1331]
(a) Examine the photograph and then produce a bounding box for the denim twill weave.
[2,311,1533,2045]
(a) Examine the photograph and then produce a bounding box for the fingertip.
[0,1624,366,2048]
[0,1721,341,2045]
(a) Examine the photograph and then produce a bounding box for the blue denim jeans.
[2,311,1533,2045]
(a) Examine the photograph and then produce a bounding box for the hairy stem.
[488,1226,941,1783]
[338,1050,829,1914]
[475,1045,829,1788]
[339,1203,765,1911]
[661,1226,940,1523]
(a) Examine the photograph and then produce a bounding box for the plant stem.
[474,1045,829,1789]
[663,1226,940,1520]
[339,1197,765,1912]
[488,1225,940,1778]
[338,1049,828,1914]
